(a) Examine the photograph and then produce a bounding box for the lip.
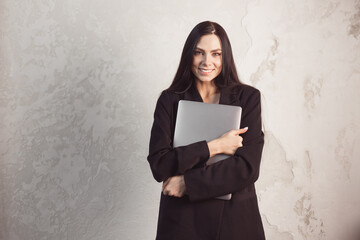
[199,68,214,74]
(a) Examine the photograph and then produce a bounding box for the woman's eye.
[213,52,222,56]
[194,50,206,55]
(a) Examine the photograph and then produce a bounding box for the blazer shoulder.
[237,84,261,96]
[155,89,182,113]
[226,84,261,106]
[158,89,182,103]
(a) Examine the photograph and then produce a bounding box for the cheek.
[192,56,201,66]
[216,59,222,70]
[191,62,198,75]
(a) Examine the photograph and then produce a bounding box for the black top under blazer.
[147,83,266,240]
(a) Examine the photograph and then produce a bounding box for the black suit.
[147,83,266,240]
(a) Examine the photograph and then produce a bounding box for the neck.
[195,80,220,103]
[195,80,218,97]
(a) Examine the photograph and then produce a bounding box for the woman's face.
[192,34,222,83]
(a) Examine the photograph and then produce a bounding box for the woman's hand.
[208,127,248,157]
[162,175,186,197]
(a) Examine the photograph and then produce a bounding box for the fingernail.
[244,127,248,130]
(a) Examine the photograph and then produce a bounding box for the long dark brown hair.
[167,21,242,93]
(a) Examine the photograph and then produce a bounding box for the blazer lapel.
[183,83,204,102]
[183,83,239,106]
[219,86,239,105]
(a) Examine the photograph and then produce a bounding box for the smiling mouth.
[199,68,214,73]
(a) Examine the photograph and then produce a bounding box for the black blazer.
[147,83,266,240]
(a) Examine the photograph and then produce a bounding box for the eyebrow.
[195,47,222,52]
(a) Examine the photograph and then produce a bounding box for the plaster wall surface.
[0,0,359,239]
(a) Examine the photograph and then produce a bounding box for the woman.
[147,21,265,240]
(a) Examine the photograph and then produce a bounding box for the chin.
[198,79,213,82]
[197,78,215,82]
[196,76,216,83]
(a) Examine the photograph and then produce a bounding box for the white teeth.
[200,69,213,73]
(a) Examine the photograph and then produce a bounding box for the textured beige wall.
[0,0,359,240]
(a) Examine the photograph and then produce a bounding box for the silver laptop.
[173,100,242,200]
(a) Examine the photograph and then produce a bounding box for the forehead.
[196,34,222,50]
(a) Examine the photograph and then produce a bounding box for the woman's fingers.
[217,127,248,155]
[163,177,174,195]
[163,180,171,195]
[162,176,186,197]
[234,127,248,135]
[162,178,171,190]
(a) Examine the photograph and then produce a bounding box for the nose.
[202,54,211,66]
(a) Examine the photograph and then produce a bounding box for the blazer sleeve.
[184,88,264,202]
[147,90,210,182]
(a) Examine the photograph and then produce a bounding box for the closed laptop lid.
[173,100,242,148]
[173,100,242,201]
